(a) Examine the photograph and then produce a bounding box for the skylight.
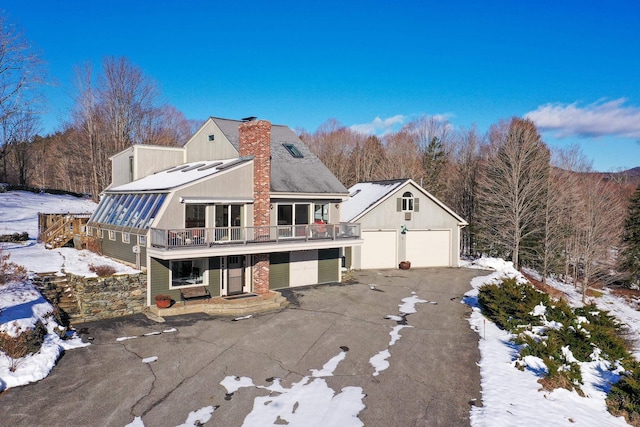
[283,143,304,158]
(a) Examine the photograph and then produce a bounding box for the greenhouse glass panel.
[132,194,158,229]
[92,195,115,223]
[122,195,146,228]
[115,194,137,226]
[142,194,166,229]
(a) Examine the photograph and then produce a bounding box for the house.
[341,179,466,270]
[87,117,362,306]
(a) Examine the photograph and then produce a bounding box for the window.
[108,230,116,241]
[314,203,329,223]
[277,203,311,225]
[129,156,134,182]
[122,233,130,243]
[277,204,292,225]
[138,234,147,246]
[402,192,414,212]
[186,204,206,228]
[170,259,206,288]
[283,143,303,158]
[295,204,309,225]
[215,205,242,227]
[87,227,93,237]
[97,228,103,238]
[214,204,243,241]
[208,134,215,141]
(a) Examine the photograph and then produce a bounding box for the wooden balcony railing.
[149,223,360,249]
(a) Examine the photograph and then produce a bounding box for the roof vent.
[241,116,257,122]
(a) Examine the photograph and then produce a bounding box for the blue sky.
[3,0,640,171]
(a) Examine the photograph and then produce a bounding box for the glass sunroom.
[89,193,167,231]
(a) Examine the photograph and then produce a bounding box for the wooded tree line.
[1,56,198,198]
[301,116,637,296]
[0,13,197,198]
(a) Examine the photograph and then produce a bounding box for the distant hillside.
[602,166,640,187]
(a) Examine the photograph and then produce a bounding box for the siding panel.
[209,257,221,297]
[318,248,339,283]
[149,257,179,302]
[269,252,290,289]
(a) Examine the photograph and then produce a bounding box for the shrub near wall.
[67,273,147,322]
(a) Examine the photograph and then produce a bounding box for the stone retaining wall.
[66,273,147,323]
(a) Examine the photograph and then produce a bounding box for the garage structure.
[342,179,467,270]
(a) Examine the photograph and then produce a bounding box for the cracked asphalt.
[2,267,486,427]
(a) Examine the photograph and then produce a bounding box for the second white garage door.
[406,230,451,267]
[360,230,397,269]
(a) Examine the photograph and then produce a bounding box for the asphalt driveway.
[2,267,486,427]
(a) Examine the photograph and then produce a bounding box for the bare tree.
[401,115,452,197]
[573,175,625,302]
[137,105,194,147]
[477,117,550,269]
[69,57,186,198]
[8,112,39,185]
[0,13,46,171]
[302,119,359,187]
[99,56,159,152]
[447,126,484,257]
[72,63,106,199]
[350,135,385,184]
[380,130,423,182]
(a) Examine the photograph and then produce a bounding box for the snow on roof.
[109,157,252,193]
[341,180,405,222]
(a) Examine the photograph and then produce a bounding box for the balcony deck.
[150,223,360,250]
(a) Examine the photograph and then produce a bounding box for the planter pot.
[399,261,411,270]
[155,294,172,308]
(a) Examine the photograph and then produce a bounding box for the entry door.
[227,256,245,295]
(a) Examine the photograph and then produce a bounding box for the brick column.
[239,120,271,294]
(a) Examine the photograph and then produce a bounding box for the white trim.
[180,197,253,204]
[168,259,207,289]
[147,239,363,260]
[271,191,349,201]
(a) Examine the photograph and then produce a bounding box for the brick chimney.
[239,119,271,294]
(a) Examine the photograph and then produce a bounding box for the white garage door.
[406,230,451,267]
[360,230,397,269]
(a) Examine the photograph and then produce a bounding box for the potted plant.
[155,294,172,308]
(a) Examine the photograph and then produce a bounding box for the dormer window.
[283,143,304,158]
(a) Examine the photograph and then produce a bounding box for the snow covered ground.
[464,258,638,427]
[0,190,136,391]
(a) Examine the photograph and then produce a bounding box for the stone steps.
[32,273,80,317]
[148,291,289,317]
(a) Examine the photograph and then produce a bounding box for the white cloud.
[525,99,640,139]
[350,115,406,135]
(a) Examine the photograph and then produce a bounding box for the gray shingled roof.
[210,117,348,195]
